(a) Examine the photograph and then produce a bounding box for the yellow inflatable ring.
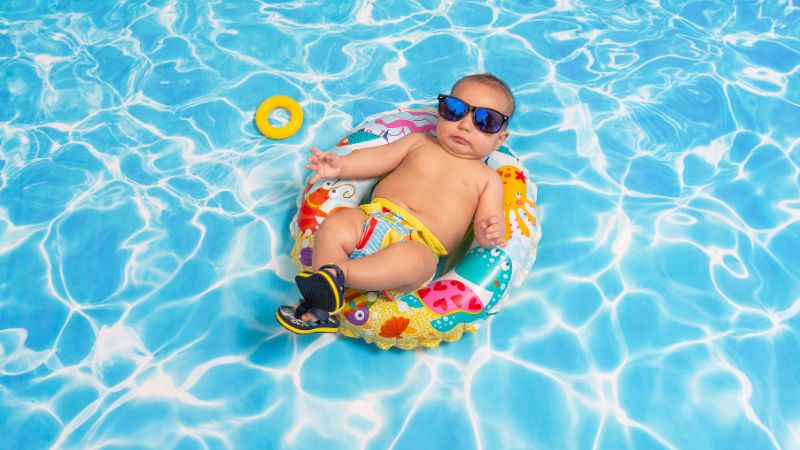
[255,96,303,140]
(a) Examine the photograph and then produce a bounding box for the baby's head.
[436,73,515,159]
[452,74,516,117]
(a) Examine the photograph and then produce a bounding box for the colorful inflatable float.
[290,108,541,350]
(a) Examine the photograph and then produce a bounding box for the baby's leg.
[290,207,366,324]
[340,240,437,294]
[311,207,367,271]
[295,209,435,322]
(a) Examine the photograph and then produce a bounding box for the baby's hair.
[451,73,516,117]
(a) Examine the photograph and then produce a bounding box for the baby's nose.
[457,113,474,130]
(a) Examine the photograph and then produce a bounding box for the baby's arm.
[306,133,420,184]
[473,170,507,248]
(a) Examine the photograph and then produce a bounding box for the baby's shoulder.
[404,132,445,155]
[457,159,497,188]
[401,132,432,153]
[483,161,502,181]
[412,131,437,145]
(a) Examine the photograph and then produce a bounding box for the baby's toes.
[301,312,319,322]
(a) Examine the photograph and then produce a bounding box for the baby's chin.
[445,149,486,160]
[438,138,493,160]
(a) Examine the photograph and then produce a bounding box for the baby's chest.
[403,156,476,190]
[406,150,475,177]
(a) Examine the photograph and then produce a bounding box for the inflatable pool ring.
[255,95,303,140]
[290,108,541,350]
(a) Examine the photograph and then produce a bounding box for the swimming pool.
[1,1,798,449]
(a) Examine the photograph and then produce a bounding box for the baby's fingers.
[487,230,507,247]
[485,230,501,241]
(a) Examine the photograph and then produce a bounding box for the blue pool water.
[2,1,799,449]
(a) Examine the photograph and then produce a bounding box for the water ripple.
[1,1,799,449]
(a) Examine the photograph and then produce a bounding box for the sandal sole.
[295,270,343,312]
[275,310,339,334]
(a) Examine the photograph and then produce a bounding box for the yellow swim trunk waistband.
[360,198,448,256]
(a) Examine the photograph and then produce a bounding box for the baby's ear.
[493,130,510,151]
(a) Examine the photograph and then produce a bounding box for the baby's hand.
[306,147,343,184]
[476,215,507,249]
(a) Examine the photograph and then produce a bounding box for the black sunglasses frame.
[437,94,510,134]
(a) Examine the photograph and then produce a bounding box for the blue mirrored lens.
[442,97,467,120]
[474,108,502,133]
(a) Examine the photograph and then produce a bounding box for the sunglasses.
[437,94,510,134]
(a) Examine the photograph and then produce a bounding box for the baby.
[276,73,515,334]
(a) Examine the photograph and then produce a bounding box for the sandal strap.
[294,302,310,319]
[294,302,330,323]
[319,264,345,290]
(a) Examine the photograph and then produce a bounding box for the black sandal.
[275,303,340,334]
[294,264,346,313]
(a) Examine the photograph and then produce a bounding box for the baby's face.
[436,79,512,160]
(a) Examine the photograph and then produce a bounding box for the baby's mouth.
[451,136,468,145]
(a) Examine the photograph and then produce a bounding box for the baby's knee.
[398,242,438,291]
[317,207,364,237]
[414,245,438,277]
[313,208,366,260]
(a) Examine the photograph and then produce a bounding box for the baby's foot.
[275,303,340,334]
[292,302,320,322]
[295,264,347,313]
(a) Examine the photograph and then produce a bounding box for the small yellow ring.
[255,95,303,140]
